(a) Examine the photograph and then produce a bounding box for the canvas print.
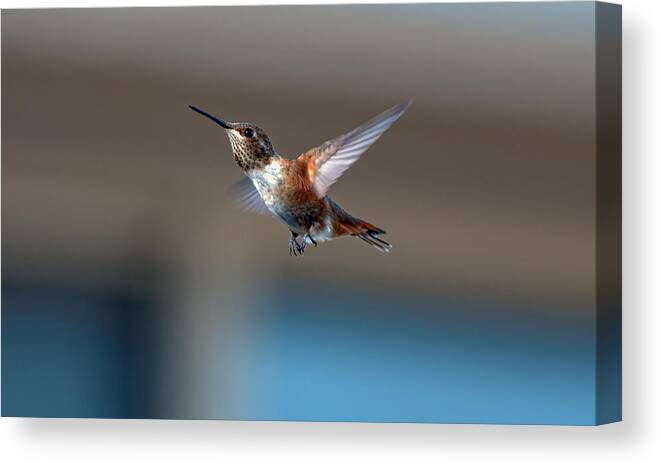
[1,2,621,425]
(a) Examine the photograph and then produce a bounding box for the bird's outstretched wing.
[299,101,411,198]
[229,177,270,215]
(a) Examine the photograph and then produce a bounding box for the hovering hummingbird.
[189,101,411,256]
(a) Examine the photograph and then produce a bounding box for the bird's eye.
[244,128,255,138]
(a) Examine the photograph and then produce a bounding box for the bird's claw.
[305,234,318,247]
[289,236,306,257]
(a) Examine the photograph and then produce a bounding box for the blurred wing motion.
[229,177,270,214]
[300,101,411,198]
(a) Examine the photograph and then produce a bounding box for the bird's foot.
[305,233,318,247]
[289,234,306,257]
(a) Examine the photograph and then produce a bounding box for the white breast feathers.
[248,159,284,208]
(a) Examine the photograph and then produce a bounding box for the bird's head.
[189,105,276,171]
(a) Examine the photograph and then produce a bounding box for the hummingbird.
[189,101,411,256]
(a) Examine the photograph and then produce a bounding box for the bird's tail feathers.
[341,218,392,253]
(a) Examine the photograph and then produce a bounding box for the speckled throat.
[227,126,276,171]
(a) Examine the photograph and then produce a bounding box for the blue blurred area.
[2,281,160,418]
[2,279,597,424]
[235,285,597,425]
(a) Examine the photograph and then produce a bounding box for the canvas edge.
[594,1,622,426]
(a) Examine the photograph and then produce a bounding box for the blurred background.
[3,3,598,423]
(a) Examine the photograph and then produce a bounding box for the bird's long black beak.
[189,105,233,129]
